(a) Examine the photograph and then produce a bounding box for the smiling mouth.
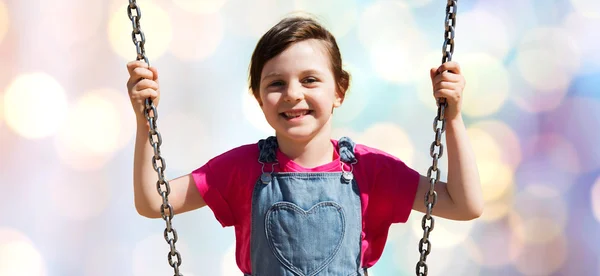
[280,110,313,119]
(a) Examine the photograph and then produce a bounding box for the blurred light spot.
[37,0,104,49]
[169,10,223,61]
[460,53,509,117]
[221,244,238,276]
[294,0,358,38]
[569,0,600,18]
[401,0,433,7]
[108,2,172,61]
[513,27,580,113]
[470,120,522,170]
[242,89,272,135]
[84,242,130,276]
[563,12,600,73]
[514,234,567,276]
[592,176,600,223]
[133,234,192,276]
[466,126,515,204]
[526,133,581,174]
[393,229,480,275]
[479,189,513,222]
[225,0,295,38]
[355,123,414,168]
[0,228,47,276]
[4,73,68,139]
[172,0,226,14]
[50,171,111,220]
[468,220,522,268]
[359,1,430,84]
[546,97,600,173]
[0,1,8,44]
[460,10,510,59]
[54,89,133,171]
[159,111,210,172]
[509,185,567,244]
[409,213,475,249]
[333,63,370,124]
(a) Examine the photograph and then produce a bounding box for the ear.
[333,87,346,108]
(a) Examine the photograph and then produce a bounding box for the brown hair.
[248,16,350,100]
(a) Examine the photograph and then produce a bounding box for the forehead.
[261,39,331,75]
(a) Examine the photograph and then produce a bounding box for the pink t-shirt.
[192,139,420,274]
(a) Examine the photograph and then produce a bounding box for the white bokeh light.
[294,0,358,38]
[510,185,567,245]
[569,0,600,18]
[108,2,172,62]
[355,123,415,168]
[54,89,133,171]
[513,27,580,113]
[4,73,68,139]
[0,0,8,45]
[562,12,600,73]
[242,89,273,136]
[225,0,295,38]
[133,234,192,276]
[172,0,227,14]
[359,1,430,84]
[169,10,224,61]
[0,228,47,276]
[37,0,104,49]
[460,9,510,59]
[50,170,112,221]
[409,212,476,249]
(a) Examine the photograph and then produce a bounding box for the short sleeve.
[191,158,236,227]
[368,154,420,224]
[389,161,420,223]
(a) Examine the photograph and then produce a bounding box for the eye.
[302,77,318,84]
[269,81,284,87]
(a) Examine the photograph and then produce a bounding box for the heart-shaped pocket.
[265,201,345,276]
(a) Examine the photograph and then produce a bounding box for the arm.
[412,62,483,221]
[127,60,206,218]
[133,122,206,218]
[412,116,483,220]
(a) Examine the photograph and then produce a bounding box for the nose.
[283,82,304,103]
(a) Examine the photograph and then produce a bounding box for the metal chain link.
[415,1,457,275]
[127,1,183,275]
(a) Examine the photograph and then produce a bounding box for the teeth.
[284,110,309,118]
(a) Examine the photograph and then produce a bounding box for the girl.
[127,16,482,276]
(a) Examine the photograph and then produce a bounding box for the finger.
[433,81,459,91]
[433,89,459,100]
[133,79,159,92]
[148,66,159,81]
[437,61,461,74]
[432,71,462,85]
[126,60,149,76]
[133,88,159,100]
[430,67,438,81]
[132,67,155,82]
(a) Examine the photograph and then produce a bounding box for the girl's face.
[258,39,343,142]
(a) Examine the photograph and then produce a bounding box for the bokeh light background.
[0,0,599,275]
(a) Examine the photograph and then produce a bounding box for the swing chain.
[127,1,183,275]
[416,0,457,276]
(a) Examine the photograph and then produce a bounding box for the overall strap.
[258,136,278,163]
[338,136,357,164]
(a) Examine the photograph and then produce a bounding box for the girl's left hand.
[430,61,466,121]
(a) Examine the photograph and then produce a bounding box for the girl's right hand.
[126,60,160,122]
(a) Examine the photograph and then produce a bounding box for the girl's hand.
[126,60,160,123]
[429,61,466,121]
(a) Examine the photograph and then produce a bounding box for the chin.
[276,126,319,142]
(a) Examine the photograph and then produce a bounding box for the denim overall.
[245,136,367,276]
